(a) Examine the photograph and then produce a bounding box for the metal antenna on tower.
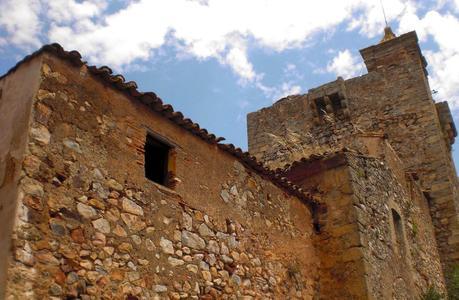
[378,0,395,42]
[379,0,389,27]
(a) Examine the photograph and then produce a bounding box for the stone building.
[0,28,456,299]
[248,28,459,298]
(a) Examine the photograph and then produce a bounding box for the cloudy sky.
[1,0,459,166]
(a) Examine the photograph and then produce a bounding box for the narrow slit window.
[391,209,406,256]
[315,97,327,117]
[145,134,171,186]
[329,93,343,113]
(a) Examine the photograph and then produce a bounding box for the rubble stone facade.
[0,29,456,299]
[248,30,458,297]
[0,50,318,299]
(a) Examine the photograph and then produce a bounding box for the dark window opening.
[329,93,343,113]
[145,134,171,186]
[315,97,326,117]
[391,209,406,256]
[313,221,321,233]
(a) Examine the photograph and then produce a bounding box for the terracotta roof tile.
[279,148,353,174]
[0,43,318,212]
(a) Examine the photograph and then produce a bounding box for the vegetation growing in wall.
[424,265,459,300]
[412,222,418,237]
[287,262,301,279]
[420,286,443,300]
[447,265,459,300]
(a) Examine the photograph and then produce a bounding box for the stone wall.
[3,53,319,299]
[0,56,43,297]
[283,151,446,299]
[349,32,459,277]
[284,154,368,299]
[247,31,459,278]
[247,91,355,170]
[347,154,445,298]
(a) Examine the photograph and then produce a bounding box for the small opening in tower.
[391,209,406,256]
[329,93,343,112]
[145,134,171,186]
[314,97,326,117]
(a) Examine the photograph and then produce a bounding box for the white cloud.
[279,82,302,97]
[1,0,459,109]
[325,49,365,79]
[427,50,459,107]
[283,63,304,81]
[285,64,297,72]
[0,0,42,48]
[395,9,459,109]
[347,0,417,38]
[64,1,427,80]
[422,13,459,108]
[49,1,171,69]
[46,0,108,23]
[222,42,256,83]
[45,0,364,80]
[258,81,302,101]
[1,0,405,79]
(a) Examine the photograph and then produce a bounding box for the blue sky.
[1,0,459,168]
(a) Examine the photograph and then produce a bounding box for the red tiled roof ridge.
[278,147,357,173]
[278,147,384,175]
[0,43,318,212]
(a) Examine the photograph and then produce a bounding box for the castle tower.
[0,27,456,299]
[247,29,459,286]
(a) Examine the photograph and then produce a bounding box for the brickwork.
[248,31,459,284]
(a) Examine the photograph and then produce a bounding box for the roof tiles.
[0,43,318,211]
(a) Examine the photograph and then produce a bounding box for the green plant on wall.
[448,264,459,300]
[422,264,459,300]
[287,262,301,279]
[420,286,443,300]
[356,168,366,178]
[412,222,418,237]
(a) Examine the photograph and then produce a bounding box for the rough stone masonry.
[0,28,456,299]
[248,29,459,296]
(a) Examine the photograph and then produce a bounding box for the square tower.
[248,30,459,282]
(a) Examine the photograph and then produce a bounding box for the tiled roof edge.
[278,148,355,174]
[0,43,318,211]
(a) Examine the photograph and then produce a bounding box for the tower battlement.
[248,30,459,287]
